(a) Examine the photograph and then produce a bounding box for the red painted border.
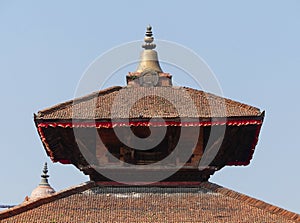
[37,119,262,128]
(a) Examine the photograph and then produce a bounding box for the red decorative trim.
[37,119,263,129]
[227,124,262,166]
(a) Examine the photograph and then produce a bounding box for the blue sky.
[0,1,300,214]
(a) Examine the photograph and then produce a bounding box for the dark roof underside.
[1,182,299,223]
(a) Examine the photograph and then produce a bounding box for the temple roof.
[1,182,299,223]
[35,86,262,121]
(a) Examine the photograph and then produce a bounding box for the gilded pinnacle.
[135,25,163,73]
[142,25,156,50]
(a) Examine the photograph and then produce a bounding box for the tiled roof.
[35,86,262,120]
[1,181,299,223]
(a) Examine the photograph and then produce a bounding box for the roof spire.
[39,162,50,186]
[29,162,55,200]
[135,25,163,73]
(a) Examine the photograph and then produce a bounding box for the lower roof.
[1,181,299,223]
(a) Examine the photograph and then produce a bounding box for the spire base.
[136,50,163,73]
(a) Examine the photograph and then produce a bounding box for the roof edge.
[0,181,96,221]
[201,181,300,222]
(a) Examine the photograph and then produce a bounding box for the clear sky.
[0,0,300,214]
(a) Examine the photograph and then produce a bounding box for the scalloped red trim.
[37,119,262,128]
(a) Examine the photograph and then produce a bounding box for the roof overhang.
[34,114,264,182]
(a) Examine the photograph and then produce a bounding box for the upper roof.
[35,86,262,121]
[1,181,299,223]
[35,26,262,122]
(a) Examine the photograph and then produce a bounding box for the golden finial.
[142,25,156,50]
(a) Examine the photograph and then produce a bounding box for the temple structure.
[33,25,264,183]
[1,26,299,222]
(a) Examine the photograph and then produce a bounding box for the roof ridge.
[0,181,96,221]
[201,181,300,222]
